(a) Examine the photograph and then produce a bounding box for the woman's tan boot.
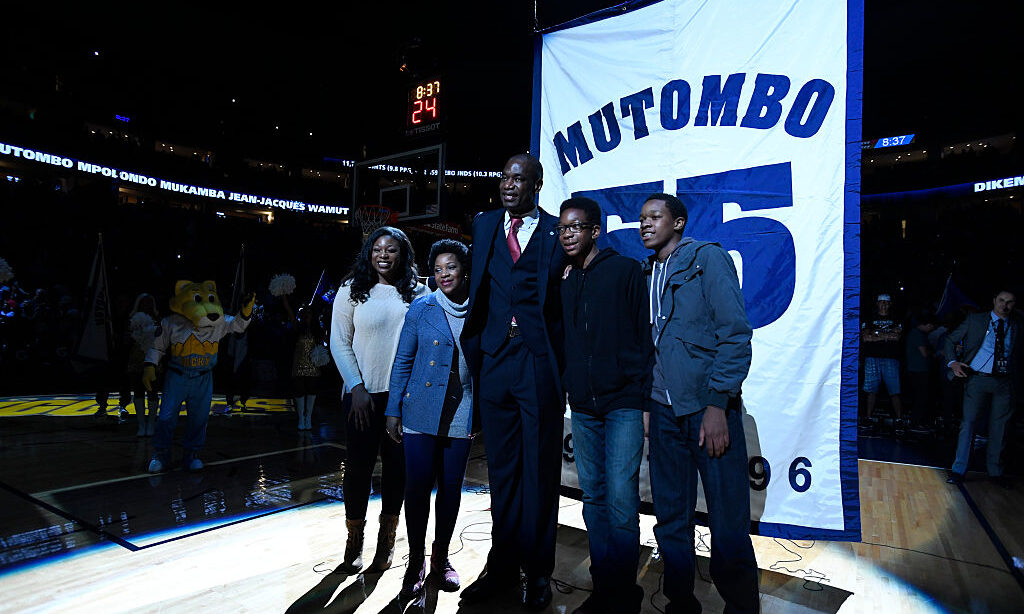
[367,513,400,571]
[341,518,365,572]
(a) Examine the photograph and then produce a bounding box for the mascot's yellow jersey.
[146,313,250,374]
[144,280,251,375]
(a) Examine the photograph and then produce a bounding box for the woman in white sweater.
[330,226,428,572]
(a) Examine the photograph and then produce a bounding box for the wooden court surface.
[0,401,1022,613]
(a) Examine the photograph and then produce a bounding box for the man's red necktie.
[508,217,523,263]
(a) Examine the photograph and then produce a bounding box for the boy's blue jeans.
[571,408,644,604]
[648,401,759,614]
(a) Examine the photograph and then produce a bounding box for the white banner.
[539,0,861,540]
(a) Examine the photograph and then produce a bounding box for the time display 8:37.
[408,79,441,128]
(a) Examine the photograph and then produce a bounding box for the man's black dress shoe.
[523,576,552,611]
[460,569,518,603]
[946,472,964,485]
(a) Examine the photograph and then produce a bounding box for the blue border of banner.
[840,0,864,542]
[759,0,862,542]
[533,0,864,541]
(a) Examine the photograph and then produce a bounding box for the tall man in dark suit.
[945,289,1019,486]
[460,154,567,610]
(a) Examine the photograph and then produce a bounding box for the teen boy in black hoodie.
[558,197,652,614]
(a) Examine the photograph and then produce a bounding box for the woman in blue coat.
[386,239,475,599]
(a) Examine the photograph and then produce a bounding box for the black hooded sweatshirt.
[560,248,653,415]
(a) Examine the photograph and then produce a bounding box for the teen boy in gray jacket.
[640,193,759,614]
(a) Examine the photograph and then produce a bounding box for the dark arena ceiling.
[1,1,1020,170]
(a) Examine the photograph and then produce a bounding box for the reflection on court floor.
[1,396,1021,612]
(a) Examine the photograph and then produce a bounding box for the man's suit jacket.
[461,207,566,383]
[944,311,1021,373]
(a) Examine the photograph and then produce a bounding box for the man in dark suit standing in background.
[460,153,566,610]
[945,289,1019,486]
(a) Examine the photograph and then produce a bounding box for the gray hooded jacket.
[644,237,752,415]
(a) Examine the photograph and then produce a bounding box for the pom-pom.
[0,258,13,284]
[269,273,296,297]
[311,344,331,367]
[129,312,156,345]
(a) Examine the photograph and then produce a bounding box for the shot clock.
[406,78,442,136]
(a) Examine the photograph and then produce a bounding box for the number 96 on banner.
[748,455,812,493]
[564,430,814,495]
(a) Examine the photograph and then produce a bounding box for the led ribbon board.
[538,0,862,540]
[0,142,349,216]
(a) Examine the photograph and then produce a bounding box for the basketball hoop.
[354,205,395,240]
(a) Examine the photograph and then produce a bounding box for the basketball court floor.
[1,395,1021,613]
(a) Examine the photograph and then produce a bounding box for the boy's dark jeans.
[649,401,759,614]
[571,408,644,608]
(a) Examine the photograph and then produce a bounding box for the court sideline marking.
[34,442,345,496]
[954,480,1024,595]
[0,478,140,552]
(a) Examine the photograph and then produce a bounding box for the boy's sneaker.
[572,593,611,614]
[148,457,166,473]
[187,457,204,471]
[573,585,643,614]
